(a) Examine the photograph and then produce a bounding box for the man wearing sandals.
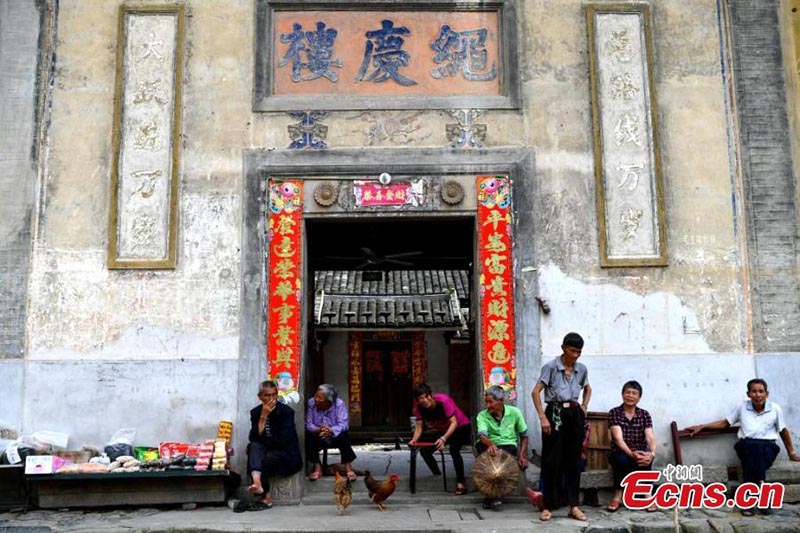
[686,378,800,516]
[531,332,591,522]
[476,385,530,510]
[606,380,657,513]
[305,384,358,481]
[245,380,303,510]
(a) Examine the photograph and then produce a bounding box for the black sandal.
[247,501,273,511]
[482,498,501,511]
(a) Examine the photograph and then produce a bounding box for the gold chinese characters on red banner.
[266,180,303,403]
[348,333,363,413]
[411,333,426,387]
[476,176,516,401]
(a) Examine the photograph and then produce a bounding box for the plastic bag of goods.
[104,428,136,461]
[31,430,69,450]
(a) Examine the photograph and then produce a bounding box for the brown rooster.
[333,470,352,515]
[364,470,399,511]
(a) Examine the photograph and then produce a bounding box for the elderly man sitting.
[687,378,800,516]
[475,385,529,510]
[245,380,302,510]
[305,384,357,481]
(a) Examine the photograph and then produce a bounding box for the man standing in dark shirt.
[246,380,302,509]
[531,332,591,522]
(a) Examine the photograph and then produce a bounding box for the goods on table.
[211,439,227,471]
[216,421,233,446]
[26,455,72,474]
[134,446,159,462]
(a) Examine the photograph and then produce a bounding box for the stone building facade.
[1,0,799,495]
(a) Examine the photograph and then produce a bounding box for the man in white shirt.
[687,379,799,515]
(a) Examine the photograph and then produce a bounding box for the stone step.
[766,461,800,484]
[303,474,458,494]
[301,491,529,507]
[783,483,800,504]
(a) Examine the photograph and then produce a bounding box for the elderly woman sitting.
[305,384,357,481]
[606,380,657,512]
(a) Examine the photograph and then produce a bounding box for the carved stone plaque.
[255,0,520,110]
[588,4,666,266]
[109,6,183,268]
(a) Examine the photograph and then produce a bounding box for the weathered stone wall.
[0,1,44,359]
[28,1,742,358]
[526,1,743,356]
[28,1,241,361]
[729,0,800,352]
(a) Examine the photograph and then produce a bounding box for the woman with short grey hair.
[305,383,357,481]
[316,384,338,404]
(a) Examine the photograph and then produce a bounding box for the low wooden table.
[28,469,240,509]
[0,465,27,511]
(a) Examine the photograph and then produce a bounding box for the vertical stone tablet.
[108,6,183,268]
[588,4,667,266]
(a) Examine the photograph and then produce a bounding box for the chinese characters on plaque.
[272,11,500,97]
[266,180,303,403]
[109,7,183,268]
[353,179,424,207]
[476,176,516,400]
[588,5,667,266]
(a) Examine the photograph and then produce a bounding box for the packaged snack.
[216,421,233,446]
[134,447,159,462]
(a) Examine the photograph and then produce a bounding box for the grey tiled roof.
[314,270,469,329]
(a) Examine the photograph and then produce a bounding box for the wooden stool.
[408,442,447,494]
[321,447,340,470]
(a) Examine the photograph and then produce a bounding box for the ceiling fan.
[324,247,423,269]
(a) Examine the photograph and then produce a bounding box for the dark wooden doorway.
[362,341,413,427]
[448,341,473,418]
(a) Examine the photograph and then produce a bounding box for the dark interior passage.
[306,217,473,272]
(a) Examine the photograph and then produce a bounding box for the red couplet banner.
[476,176,516,400]
[266,180,303,403]
[348,333,363,413]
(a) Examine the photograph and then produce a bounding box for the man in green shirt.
[475,385,529,510]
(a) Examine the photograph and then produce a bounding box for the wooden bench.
[27,469,240,509]
[670,420,739,465]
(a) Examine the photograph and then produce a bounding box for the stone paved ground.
[1,501,799,532]
[2,450,799,532]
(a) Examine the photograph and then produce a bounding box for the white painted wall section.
[538,263,713,355]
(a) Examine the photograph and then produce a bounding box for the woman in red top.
[409,383,472,495]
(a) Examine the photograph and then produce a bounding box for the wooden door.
[362,341,413,427]
[448,342,473,418]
